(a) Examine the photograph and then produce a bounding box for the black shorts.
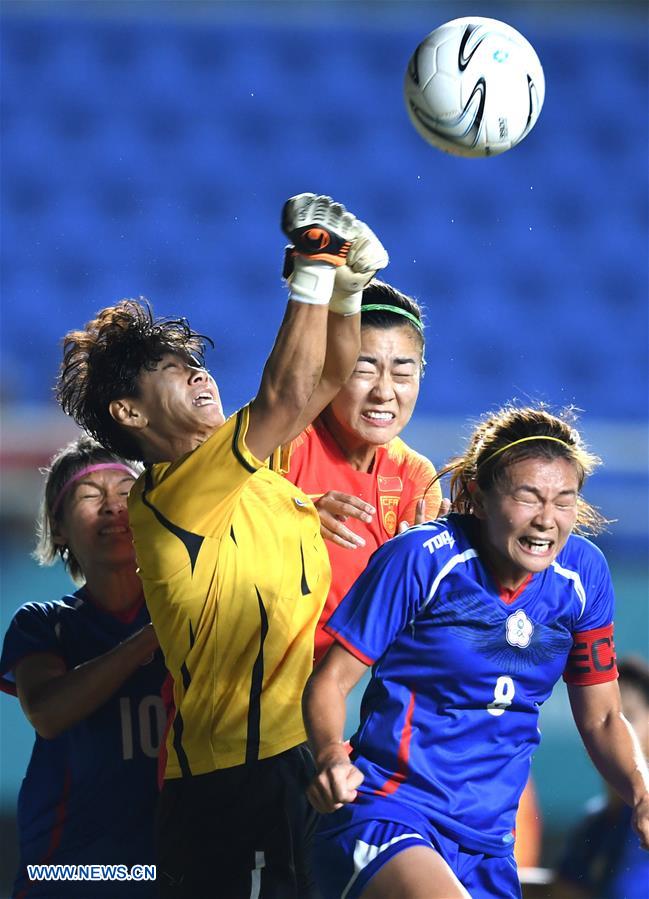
[156,743,320,899]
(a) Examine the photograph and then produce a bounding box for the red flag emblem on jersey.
[377,475,403,493]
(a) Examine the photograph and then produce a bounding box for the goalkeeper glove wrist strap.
[288,259,336,305]
[329,290,363,316]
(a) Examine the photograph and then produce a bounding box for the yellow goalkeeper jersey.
[128,404,330,778]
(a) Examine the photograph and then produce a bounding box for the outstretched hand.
[314,491,375,549]
[315,492,451,545]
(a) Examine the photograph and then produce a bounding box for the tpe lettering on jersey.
[423,530,455,554]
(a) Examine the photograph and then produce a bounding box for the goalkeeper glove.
[281,193,360,305]
[329,222,389,315]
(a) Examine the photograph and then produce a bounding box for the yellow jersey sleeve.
[131,404,265,539]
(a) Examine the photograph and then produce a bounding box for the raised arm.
[283,223,389,441]
[302,642,369,813]
[246,194,387,461]
[14,623,159,739]
[568,679,649,849]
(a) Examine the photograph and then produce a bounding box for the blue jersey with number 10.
[0,589,166,897]
[325,513,617,856]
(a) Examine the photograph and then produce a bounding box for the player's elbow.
[35,723,64,740]
[26,706,65,740]
[19,692,66,739]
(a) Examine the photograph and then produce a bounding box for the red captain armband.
[563,623,618,686]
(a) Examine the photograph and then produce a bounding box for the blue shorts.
[313,796,521,899]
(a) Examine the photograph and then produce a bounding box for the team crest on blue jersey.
[506,610,534,648]
[434,592,570,674]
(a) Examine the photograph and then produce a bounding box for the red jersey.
[282,418,441,662]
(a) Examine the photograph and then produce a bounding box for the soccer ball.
[404,17,545,157]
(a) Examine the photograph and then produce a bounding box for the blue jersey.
[0,589,167,897]
[325,513,617,856]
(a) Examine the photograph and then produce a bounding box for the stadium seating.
[1,14,647,422]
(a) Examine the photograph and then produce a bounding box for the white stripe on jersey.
[421,549,479,612]
[551,560,587,618]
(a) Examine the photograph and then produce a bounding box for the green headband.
[361,304,424,334]
[479,435,571,469]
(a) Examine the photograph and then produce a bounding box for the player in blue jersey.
[0,436,165,898]
[302,404,649,899]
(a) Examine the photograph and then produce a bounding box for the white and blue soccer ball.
[404,17,545,157]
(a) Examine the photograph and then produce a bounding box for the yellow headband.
[478,435,571,469]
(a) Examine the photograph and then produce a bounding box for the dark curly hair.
[57,298,212,461]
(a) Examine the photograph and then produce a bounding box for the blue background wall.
[1,1,647,894]
[1,4,648,420]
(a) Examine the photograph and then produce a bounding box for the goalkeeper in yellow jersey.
[56,193,388,898]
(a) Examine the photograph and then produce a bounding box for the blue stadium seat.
[1,13,646,420]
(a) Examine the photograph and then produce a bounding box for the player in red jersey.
[281,280,443,663]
